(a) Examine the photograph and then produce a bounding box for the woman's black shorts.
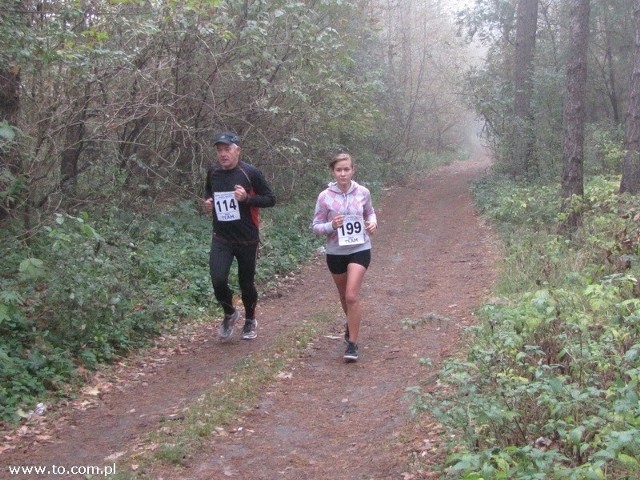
[326,249,371,274]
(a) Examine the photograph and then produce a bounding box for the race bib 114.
[214,191,240,221]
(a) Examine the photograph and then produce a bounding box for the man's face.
[216,143,241,170]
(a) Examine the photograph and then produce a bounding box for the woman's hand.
[365,221,377,235]
[331,214,345,229]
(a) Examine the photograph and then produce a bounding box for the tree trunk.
[601,6,620,123]
[60,87,92,195]
[0,65,21,222]
[59,117,85,195]
[561,0,590,230]
[620,0,640,194]
[513,0,539,176]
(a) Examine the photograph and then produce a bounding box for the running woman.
[311,152,377,361]
[204,132,276,340]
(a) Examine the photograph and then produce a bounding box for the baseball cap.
[213,132,241,146]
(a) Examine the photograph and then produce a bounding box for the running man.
[204,132,276,340]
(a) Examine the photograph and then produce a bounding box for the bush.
[0,204,212,422]
[410,172,640,479]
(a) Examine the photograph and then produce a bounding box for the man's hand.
[234,184,248,201]
[203,197,213,214]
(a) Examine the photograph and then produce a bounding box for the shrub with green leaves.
[411,172,640,479]
[0,206,211,422]
[257,199,322,287]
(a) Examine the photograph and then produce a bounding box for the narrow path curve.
[1,149,499,480]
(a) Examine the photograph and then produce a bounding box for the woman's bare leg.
[332,263,367,343]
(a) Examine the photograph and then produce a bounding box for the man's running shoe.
[344,341,358,362]
[219,310,239,339]
[242,319,258,340]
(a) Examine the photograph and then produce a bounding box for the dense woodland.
[0,0,472,221]
[2,0,640,477]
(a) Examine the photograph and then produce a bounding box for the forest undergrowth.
[412,173,640,479]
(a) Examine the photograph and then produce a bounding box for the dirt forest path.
[1,148,499,480]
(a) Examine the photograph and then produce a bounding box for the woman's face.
[331,158,354,190]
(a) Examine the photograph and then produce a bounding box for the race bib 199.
[214,191,240,221]
[337,215,365,246]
